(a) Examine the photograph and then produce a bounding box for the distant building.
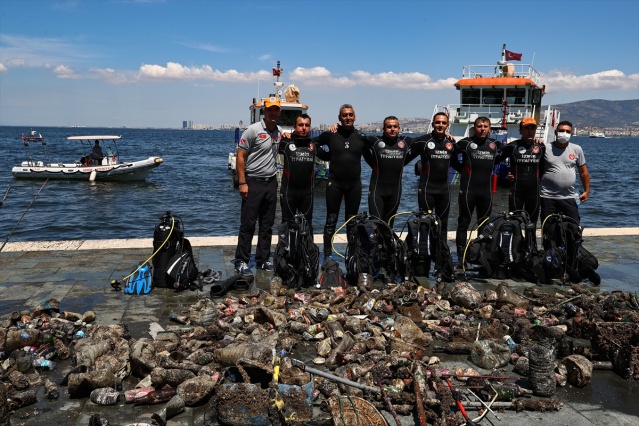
[182,121,188,129]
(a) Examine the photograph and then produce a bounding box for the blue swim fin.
[124,263,153,295]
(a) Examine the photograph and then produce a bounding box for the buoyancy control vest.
[541,213,600,285]
[466,211,539,280]
[274,214,319,288]
[404,211,454,283]
[345,213,410,285]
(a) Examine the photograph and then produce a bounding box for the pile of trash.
[1,278,637,425]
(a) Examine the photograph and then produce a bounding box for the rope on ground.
[0,178,48,252]
[0,177,16,209]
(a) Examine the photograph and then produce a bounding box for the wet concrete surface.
[0,233,638,425]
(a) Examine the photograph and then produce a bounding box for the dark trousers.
[323,179,362,256]
[510,188,541,229]
[456,190,493,255]
[235,177,277,264]
[540,197,580,225]
[420,189,451,239]
[280,188,314,223]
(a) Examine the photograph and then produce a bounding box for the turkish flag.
[272,68,281,76]
[505,50,522,61]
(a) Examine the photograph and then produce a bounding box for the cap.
[522,117,537,126]
[264,96,281,109]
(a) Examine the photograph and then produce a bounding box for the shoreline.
[2,227,638,252]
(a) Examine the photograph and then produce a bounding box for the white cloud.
[0,34,95,66]
[137,62,270,82]
[51,59,639,96]
[289,67,355,88]
[543,69,639,92]
[54,64,81,79]
[176,41,228,53]
[0,63,7,73]
[351,70,457,90]
[89,67,138,84]
[6,58,25,67]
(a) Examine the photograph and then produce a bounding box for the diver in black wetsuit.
[404,112,458,237]
[313,104,370,260]
[363,116,413,226]
[454,116,503,264]
[494,117,545,231]
[279,114,317,224]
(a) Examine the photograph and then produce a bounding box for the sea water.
[0,126,637,242]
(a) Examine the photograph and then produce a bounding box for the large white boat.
[425,44,561,183]
[589,131,606,138]
[228,61,327,186]
[12,133,163,182]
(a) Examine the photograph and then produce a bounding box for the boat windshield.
[277,109,304,127]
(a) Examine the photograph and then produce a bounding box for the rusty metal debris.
[0,277,637,425]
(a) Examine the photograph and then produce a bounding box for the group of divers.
[232,99,589,280]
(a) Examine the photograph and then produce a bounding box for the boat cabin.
[249,86,308,134]
[430,46,560,145]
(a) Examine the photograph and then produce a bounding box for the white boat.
[228,61,328,186]
[12,133,163,182]
[425,44,561,183]
[589,131,606,138]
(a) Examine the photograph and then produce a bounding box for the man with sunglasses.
[233,96,282,276]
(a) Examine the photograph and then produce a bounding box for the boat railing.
[435,104,536,125]
[461,63,541,84]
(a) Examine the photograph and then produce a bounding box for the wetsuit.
[454,136,502,257]
[314,127,370,257]
[404,133,458,237]
[278,136,317,224]
[363,135,412,226]
[495,140,545,228]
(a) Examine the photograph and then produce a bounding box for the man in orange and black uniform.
[494,117,545,231]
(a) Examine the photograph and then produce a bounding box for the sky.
[1,0,638,129]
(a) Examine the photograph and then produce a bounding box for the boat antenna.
[531,51,536,68]
[501,43,506,63]
[273,61,284,101]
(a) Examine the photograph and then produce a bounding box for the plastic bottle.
[32,357,57,371]
[503,335,517,352]
[574,191,581,206]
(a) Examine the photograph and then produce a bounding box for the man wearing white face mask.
[540,120,591,223]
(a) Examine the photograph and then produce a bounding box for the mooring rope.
[0,178,49,252]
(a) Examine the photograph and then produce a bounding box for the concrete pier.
[0,230,637,425]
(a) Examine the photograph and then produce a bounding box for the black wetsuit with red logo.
[313,127,370,256]
[495,140,545,227]
[454,137,502,256]
[278,136,317,223]
[363,135,413,226]
[404,133,458,236]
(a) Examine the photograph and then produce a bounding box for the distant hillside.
[358,99,639,132]
[551,99,639,128]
